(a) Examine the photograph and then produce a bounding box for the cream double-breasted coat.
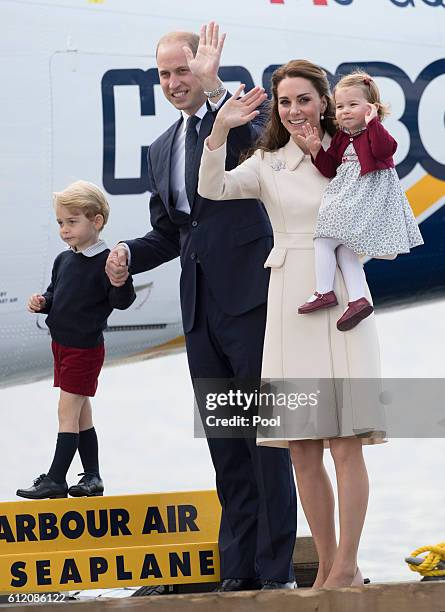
[198,134,386,447]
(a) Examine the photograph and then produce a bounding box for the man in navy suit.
[106,23,297,591]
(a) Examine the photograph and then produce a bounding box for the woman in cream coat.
[198,60,385,589]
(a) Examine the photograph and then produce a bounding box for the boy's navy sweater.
[40,249,136,348]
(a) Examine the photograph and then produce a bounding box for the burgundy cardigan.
[313,117,397,178]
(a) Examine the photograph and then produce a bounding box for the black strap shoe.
[16,474,68,499]
[261,580,296,590]
[68,473,104,497]
[217,578,262,592]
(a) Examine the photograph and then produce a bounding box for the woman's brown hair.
[254,59,336,155]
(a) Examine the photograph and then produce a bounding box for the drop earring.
[320,114,325,120]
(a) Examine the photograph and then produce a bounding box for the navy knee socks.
[78,427,100,476]
[47,432,79,484]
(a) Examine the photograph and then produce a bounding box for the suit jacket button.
[191,253,196,260]
[191,220,198,227]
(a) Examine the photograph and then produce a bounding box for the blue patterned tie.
[184,115,200,208]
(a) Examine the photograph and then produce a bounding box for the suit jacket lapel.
[159,116,183,208]
[189,110,214,210]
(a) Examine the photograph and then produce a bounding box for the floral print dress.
[314,143,424,257]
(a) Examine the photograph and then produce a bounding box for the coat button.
[350,137,354,141]
[191,253,197,260]
[191,220,198,227]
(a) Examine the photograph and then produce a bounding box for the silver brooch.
[270,159,286,171]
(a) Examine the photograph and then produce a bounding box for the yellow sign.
[0,490,221,592]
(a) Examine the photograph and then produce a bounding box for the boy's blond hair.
[334,70,390,121]
[54,180,110,228]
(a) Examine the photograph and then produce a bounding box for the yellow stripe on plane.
[406,175,445,218]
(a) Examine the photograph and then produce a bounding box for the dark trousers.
[185,267,297,581]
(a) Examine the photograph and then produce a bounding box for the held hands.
[105,246,129,287]
[294,123,322,157]
[28,294,46,313]
[365,103,379,125]
[208,84,267,150]
[183,21,226,90]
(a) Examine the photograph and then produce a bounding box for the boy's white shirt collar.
[70,239,108,257]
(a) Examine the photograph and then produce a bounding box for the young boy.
[17,180,135,499]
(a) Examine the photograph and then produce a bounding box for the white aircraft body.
[1,0,444,387]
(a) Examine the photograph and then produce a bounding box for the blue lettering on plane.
[101,61,445,195]
[390,0,445,6]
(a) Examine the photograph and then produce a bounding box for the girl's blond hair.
[334,70,390,121]
[54,180,110,227]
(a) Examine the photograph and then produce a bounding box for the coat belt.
[264,232,314,269]
[273,232,314,249]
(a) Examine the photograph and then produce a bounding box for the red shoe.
[298,291,338,314]
[336,297,374,331]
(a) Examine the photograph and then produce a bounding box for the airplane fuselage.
[1,0,444,386]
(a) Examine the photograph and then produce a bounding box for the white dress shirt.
[172,94,226,214]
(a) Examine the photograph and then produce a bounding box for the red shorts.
[52,341,105,397]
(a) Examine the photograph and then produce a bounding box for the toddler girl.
[298,70,423,331]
